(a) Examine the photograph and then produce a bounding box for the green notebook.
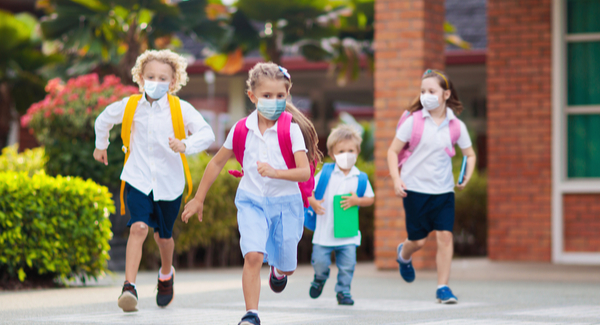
[333,194,359,238]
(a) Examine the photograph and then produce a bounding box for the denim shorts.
[126,183,182,239]
[235,189,304,272]
[403,190,455,241]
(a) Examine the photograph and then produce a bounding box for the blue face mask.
[256,98,286,120]
[144,80,170,100]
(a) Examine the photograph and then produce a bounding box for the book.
[333,194,359,238]
[458,156,467,184]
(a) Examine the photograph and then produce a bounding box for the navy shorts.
[403,191,455,241]
[126,183,182,239]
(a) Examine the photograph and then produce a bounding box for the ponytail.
[285,102,323,165]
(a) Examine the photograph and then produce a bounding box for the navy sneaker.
[238,312,261,325]
[336,292,354,306]
[436,286,458,304]
[269,266,287,293]
[118,281,138,312]
[396,243,415,283]
[309,276,326,299]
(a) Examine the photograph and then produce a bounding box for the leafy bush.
[454,168,487,256]
[20,73,138,188]
[0,145,46,176]
[0,171,113,284]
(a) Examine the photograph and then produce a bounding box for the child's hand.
[93,148,108,166]
[310,198,326,215]
[393,178,408,197]
[456,177,469,191]
[257,161,277,178]
[182,198,203,223]
[341,192,360,210]
[169,137,186,153]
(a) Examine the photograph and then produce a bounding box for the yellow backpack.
[119,94,193,215]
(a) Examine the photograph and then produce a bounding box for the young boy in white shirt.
[308,125,375,305]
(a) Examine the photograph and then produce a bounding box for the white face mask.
[334,152,357,170]
[420,93,440,111]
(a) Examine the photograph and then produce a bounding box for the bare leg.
[400,238,427,261]
[154,232,174,276]
[242,252,264,311]
[436,231,453,285]
[125,222,149,284]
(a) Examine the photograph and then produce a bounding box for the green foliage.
[0,171,113,283]
[0,145,46,176]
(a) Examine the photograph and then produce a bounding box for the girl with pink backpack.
[181,62,322,325]
[387,69,477,304]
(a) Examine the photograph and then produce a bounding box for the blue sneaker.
[436,286,458,304]
[396,243,415,283]
[238,312,261,325]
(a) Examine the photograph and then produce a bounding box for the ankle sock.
[437,285,448,289]
[397,248,412,263]
[247,309,259,316]
[159,266,173,281]
[125,281,136,288]
[273,268,285,280]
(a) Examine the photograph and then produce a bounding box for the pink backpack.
[228,111,316,208]
[397,110,461,167]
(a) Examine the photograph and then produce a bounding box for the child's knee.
[153,233,172,247]
[281,269,295,276]
[409,238,427,249]
[129,222,149,238]
[436,231,453,246]
[244,252,264,267]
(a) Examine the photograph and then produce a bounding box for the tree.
[36,0,225,82]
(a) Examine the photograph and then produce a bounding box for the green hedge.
[0,171,114,283]
[0,145,46,176]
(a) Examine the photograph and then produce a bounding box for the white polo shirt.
[395,108,472,194]
[95,94,215,201]
[223,110,307,197]
[312,165,375,247]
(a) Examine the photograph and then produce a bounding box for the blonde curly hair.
[131,49,189,94]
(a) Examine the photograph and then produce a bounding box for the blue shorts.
[235,189,304,272]
[403,191,455,241]
[126,183,182,239]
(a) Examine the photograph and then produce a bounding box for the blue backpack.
[304,163,369,231]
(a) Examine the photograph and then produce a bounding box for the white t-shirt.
[395,108,472,194]
[312,165,375,247]
[224,110,307,197]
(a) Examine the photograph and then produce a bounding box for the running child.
[181,62,322,325]
[387,69,476,304]
[93,49,215,312]
[308,125,375,305]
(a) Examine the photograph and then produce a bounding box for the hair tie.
[278,66,291,80]
[423,69,448,89]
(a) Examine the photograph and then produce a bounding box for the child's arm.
[93,98,128,165]
[387,138,408,197]
[256,151,311,182]
[175,102,216,154]
[456,146,476,190]
[181,146,234,223]
[308,193,326,215]
[340,193,375,210]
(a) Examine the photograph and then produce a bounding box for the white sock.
[397,247,412,263]
[437,285,448,289]
[159,266,173,280]
[247,309,259,316]
[128,282,136,288]
[273,268,285,279]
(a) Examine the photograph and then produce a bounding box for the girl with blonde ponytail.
[182,62,322,325]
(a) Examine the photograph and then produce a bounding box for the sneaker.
[238,312,261,325]
[309,277,326,299]
[396,243,415,283]
[118,281,138,312]
[157,268,175,307]
[336,292,354,306]
[436,286,458,304]
[269,266,287,293]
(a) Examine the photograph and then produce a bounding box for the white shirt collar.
[140,92,170,109]
[245,110,279,135]
[333,163,360,177]
[420,107,456,121]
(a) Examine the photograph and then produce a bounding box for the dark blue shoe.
[269,266,287,293]
[238,312,261,325]
[309,276,326,299]
[336,292,354,306]
[396,243,415,283]
[436,286,458,304]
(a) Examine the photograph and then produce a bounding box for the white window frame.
[552,0,600,265]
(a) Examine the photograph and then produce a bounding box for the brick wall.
[487,0,552,261]
[374,0,445,269]
[564,194,600,252]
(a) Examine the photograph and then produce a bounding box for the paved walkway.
[2,259,600,324]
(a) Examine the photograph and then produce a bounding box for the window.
[566,0,600,178]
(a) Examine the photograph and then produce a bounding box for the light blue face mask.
[144,80,170,100]
[256,98,286,120]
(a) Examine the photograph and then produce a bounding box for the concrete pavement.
[1,258,600,324]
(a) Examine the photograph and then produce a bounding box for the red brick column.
[487,0,552,261]
[374,0,445,269]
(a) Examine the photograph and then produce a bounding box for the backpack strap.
[314,163,335,200]
[444,119,461,157]
[396,110,411,129]
[119,94,143,215]
[228,117,249,178]
[357,172,368,197]
[408,110,425,153]
[168,95,194,204]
